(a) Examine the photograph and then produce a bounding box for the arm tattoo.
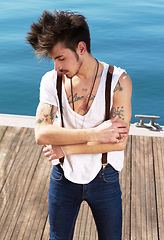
[36,104,56,125]
[36,118,44,124]
[114,81,123,92]
[50,105,55,123]
[111,106,125,120]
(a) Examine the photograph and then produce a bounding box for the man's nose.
[54,62,62,72]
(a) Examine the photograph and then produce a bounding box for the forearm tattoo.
[111,106,125,120]
[36,104,55,125]
[114,81,123,92]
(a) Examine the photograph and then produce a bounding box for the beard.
[66,55,83,79]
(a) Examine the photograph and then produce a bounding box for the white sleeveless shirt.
[40,62,126,184]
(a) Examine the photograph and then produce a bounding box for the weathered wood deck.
[0,125,164,240]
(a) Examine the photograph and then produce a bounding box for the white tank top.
[40,62,126,184]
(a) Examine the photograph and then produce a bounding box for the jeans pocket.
[50,164,63,181]
[102,165,119,183]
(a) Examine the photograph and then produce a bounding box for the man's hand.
[43,145,65,161]
[92,116,128,143]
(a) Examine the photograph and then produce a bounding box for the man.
[26,10,132,240]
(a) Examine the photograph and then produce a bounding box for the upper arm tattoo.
[36,118,44,124]
[114,81,123,92]
[36,103,56,125]
[50,105,55,123]
[111,106,125,120]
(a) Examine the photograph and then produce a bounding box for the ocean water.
[0,0,164,125]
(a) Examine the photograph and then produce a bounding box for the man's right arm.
[35,102,92,145]
[35,102,128,146]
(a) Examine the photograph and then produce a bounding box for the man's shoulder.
[113,65,126,75]
[42,69,57,81]
[40,69,58,91]
[103,62,126,76]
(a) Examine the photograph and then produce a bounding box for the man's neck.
[75,54,98,82]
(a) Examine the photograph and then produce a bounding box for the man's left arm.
[110,72,132,144]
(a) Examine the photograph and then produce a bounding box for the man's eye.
[59,58,64,61]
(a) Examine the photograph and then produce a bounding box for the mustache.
[59,70,68,74]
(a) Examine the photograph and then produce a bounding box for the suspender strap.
[102,65,114,165]
[56,73,64,164]
[56,64,114,166]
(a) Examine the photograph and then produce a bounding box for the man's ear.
[77,41,87,55]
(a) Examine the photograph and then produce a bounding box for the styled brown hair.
[26,10,91,59]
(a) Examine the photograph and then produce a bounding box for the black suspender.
[56,73,64,127]
[56,65,114,166]
[102,65,114,166]
[56,73,64,165]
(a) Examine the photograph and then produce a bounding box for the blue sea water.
[0,0,164,125]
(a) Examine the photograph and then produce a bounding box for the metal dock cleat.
[135,115,161,131]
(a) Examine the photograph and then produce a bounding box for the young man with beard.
[26,10,132,240]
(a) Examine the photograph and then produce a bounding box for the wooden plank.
[0,128,43,240]
[140,136,147,240]
[0,125,7,142]
[1,128,41,240]
[152,137,164,239]
[131,135,138,239]
[137,136,147,240]
[135,135,142,240]
[73,201,84,240]
[76,201,89,240]
[144,136,153,240]
[42,216,50,240]
[131,136,158,240]
[74,201,97,240]
[13,152,52,240]
[120,135,132,240]
[83,202,97,240]
[26,153,51,240]
[144,136,158,240]
[0,127,28,216]
[34,168,51,240]
[0,126,27,192]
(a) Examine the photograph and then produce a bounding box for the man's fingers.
[111,115,118,123]
[43,145,52,153]
[105,118,128,129]
[44,151,52,157]
[111,127,128,135]
[48,155,55,162]
[117,127,128,133]
[112,121,128,128]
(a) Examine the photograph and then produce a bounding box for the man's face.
[50,42,82,79]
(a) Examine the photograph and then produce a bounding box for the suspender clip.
[102,163,108,169]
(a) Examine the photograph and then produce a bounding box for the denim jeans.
[49,164,122,240]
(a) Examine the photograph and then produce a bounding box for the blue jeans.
[49,164,122,240]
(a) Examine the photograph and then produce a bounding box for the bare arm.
[35,101,129,146]
[43,73,132,159]
[35,102,92,145]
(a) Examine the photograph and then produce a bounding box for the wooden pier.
[0,125,164,240]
